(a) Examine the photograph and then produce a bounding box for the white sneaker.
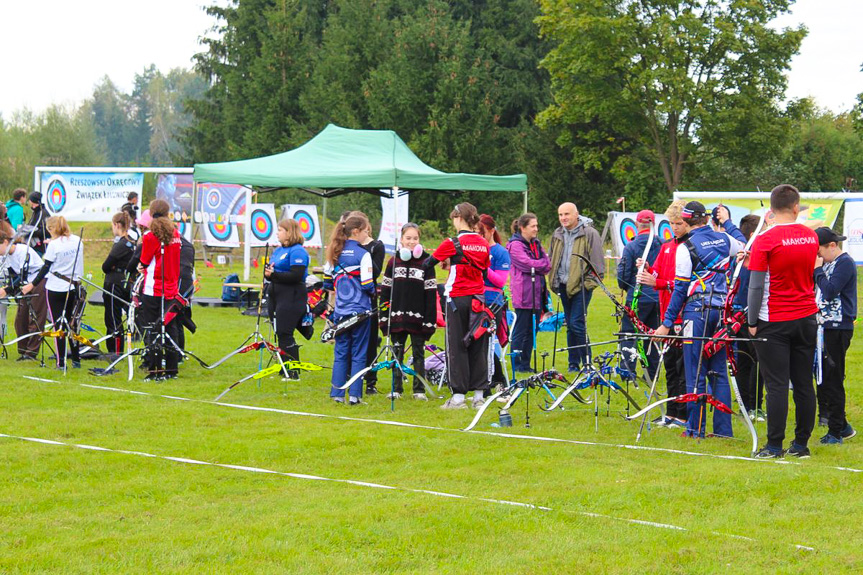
[332,397,345,404]
[472,396,486,409]
[441,397,468,410]
[412,393,428,401]
[386,392,402,399]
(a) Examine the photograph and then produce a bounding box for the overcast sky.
[0,0,861,118]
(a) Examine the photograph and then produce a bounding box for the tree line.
[2,0,862,233]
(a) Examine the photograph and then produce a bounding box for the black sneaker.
[786,443,811,458]
[841,424,856,440]
[16,355,36,362]
[365,386,379,395]
[754,446,784,459]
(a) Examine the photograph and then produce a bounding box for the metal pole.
[243,187,252,281]
[321,197,328,266]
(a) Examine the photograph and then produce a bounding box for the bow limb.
[464,387,509,431]
[541,375,593,411]
[336,365,373,390]
[625,396,682,422]
[632,223,655,373]
[635,343,669,441]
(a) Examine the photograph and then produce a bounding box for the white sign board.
[378,193,410,253]
[843,198,863,264]
[40,172,143,221]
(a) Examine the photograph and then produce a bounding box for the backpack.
[221,273,240,302]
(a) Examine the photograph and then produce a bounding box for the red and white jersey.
[432,231,489,298]
[139,229,182,298]
[748,223,818,322]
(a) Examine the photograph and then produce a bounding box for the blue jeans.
[681,306,732,438]
[558,287,593,369]
[511,308,540,371]
[331,320,371,399]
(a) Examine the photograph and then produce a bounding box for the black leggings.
[140,294,181,377]
[103,282,129,354]
[390,331,427,394]
[47,289,80,367]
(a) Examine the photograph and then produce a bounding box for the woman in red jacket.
[137,199,182,381]
[424,203,490,409]
[637,200,687,426]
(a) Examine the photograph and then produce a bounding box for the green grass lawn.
[2,249,863,573]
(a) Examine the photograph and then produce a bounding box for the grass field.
[2,246,863,573]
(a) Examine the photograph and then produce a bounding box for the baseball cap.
[814,227,846,245]
[681,201,707,219]
[29,192,42,204]
[636,209,655,223]
[137,209,153,229]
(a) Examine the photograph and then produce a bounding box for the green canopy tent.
[194,123,527,194]
[193,124,528,278]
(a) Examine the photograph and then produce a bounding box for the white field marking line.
[0,432,816,552]
[23,379,863,475]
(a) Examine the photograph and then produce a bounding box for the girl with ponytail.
[478,214,511,388]
[136,199,182,380]
[101,211,136,354]
[323,212,375,404]
[22,215,84,369]
[424,202,491,409]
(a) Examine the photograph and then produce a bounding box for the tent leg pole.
[243,187,252,281]
[523,189,528,213]
[321,197,327,266]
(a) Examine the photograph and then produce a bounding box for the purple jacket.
[506,233,551,310]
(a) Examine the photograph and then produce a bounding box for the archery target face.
[658,220,673,241]
[251,208,273,242]
[206,188,222,210]
[619,218,638,245]
[293,209,315,241]
[46,179,67,213]
[208,220,232,241]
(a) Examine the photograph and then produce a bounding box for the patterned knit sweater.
[380,252,437,335]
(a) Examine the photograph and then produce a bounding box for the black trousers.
[47,289,80,367]
[365,310,381,389]
[269,283,306,364]
[390,331,427,394]
[822,329,853,437]
[663,340,687,420]
[755,314,817,449]
[140,294,181,376]
[103,282,130,354]
[445,295,490,394]
[735,338,763,413]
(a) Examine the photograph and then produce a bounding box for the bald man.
[548,202,604,370]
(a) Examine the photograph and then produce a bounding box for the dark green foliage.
[537,0,806,197]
